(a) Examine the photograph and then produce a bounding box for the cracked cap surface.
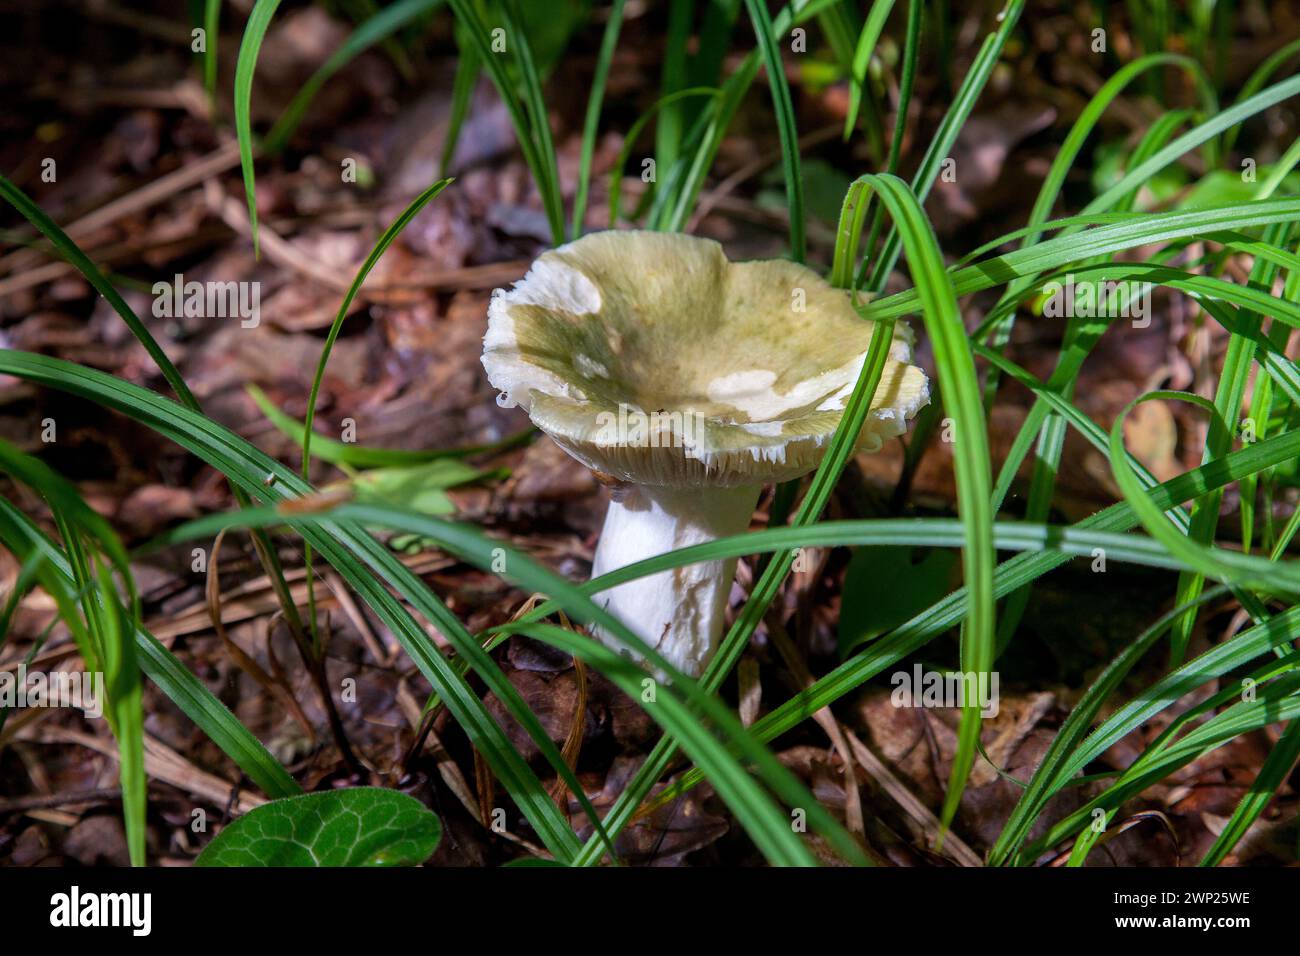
[482,230,930,488]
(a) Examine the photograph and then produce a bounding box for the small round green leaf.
[838,545,957,655]
[196,788,441,867]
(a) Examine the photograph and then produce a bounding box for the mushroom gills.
[590,483,761,679]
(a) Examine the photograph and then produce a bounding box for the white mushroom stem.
[589,483,762,678]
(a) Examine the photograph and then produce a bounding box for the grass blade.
[655,426,1300,809]
[1199,719,1300,866]
[0,441,146,865]
[0,497,301,799]
[743,0,806,261]
[233,0,284,258]
[247,383,534,467]
[842,0,896,142]
[154,501,874,866]
[571,0,626,236]
[0,350,601,862]
[866,198,1300,320]
[447,0,564,244]
[0,176,198,411]
[440,20,481,175]
[609,87,719,227]
[987,586,1231,865]
[299,179,451,472]
[655,0,694,178]
[864,0,1025,291]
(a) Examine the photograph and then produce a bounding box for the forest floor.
[0,1,1297,866]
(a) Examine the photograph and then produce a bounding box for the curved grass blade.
[3,163,326,724]
[0,442,145,865]
[637,427,1300,813]
[0,350,597,862]
[855,176,994,837]
[932,73,1293,310]
[446,0,564,244]
[154,502,872,866]
[571,0,626,236]
[863,0,1025,291]
[294,178,448,656]
[234,0,284,259]
[440,21,480,176]
[1023,668,1300,860]
[743,0,805,261]
[0,176,198,411]
[247,383,534,467]
[841,0,895,142]
[576,173,990,862]
[987,586,1231,865]
[1199,719,1300,866]
[608,87,719,227]
[866,197,1300,320]
[1108,391,1300,595]
[1082,73,1300,218]
[975,53,1211,408]
[977,99,1208,623]
[1222,35,1300,155]
[160,509,1241,610]
[0,440,134,608]
[299,179,451,473]
[292,178,448,659]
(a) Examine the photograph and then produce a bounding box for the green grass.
[0,441,146,866]
[233,0,283,258]
[0,495,301,802]
[445,0,565,244]
[842,0,896,144]
[743,0,807,260]
[5,0,1300,868]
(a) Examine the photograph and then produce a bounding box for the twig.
[0,142,242,278]
[0,787,122,813]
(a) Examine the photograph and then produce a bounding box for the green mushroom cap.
[483,231,929,488]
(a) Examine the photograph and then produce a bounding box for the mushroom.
[482,231,929,677]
